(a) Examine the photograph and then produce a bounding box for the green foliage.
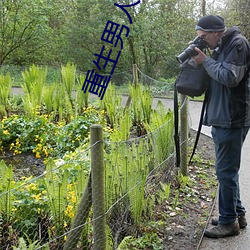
[100,83,123,129]
[145,100,175,163]
[13,235,47,250]
[105,136,153,228]
[0,161,14,222]
[76,74,89,113]
[0,73,12,117]
[43,85,55,113]
[61,63,76,101]
[21,65,47,118]
[0,109,102,157]
[43,159,69,229]
[0,0,227,81]
[12,177,48,240]
[129,84,153,132]
[0,74,179,248]
[158,182,171,203]
[117,233,163,250]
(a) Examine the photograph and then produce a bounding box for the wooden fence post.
[133,64,138,86]
[125,64,138,109]
[91,124,106,250]
[63,175,92,250]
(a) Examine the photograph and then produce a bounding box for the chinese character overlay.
[82,69,111,100]
[114,1,141,24]
[101,20,129,49]
[93,46,121,75]
[82,1,141,99]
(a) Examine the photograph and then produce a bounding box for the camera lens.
[176,37,208,63]
[176,45,198,63]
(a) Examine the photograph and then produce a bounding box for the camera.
[176,36,208,64]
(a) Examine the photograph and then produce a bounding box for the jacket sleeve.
[203,38,250,87]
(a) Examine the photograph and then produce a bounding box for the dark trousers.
[211,126,249,225]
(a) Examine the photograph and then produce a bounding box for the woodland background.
[0,0,249,85]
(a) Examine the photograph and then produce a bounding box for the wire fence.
[0,65,191,249]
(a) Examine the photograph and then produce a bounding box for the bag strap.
[188,91,208,164]
[174,80,180,168]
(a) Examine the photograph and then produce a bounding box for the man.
[192,15,250,238]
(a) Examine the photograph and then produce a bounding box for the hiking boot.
[204,222,240,238]
[211,214,247,229]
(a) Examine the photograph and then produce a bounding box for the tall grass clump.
[21,65,47,118]
[145,100,175,164]
[75,74,89,116]
[100,83,123,129]
[129,84,153,135]
[61,63,76,103]
[0,73,12,117]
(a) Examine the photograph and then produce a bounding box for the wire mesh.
[0,66,191,249]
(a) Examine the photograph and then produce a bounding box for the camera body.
[176,36,208,63]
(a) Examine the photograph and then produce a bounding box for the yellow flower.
[26,183,37,191]
[42,147,49,157]
[14,149,21,155]
[32,193,42,201]
[3,130,9,135]
[71,195,76,204]
[65,205,74,218]
[36,152,41,158]
[10,143,14,150]
[12,207,17,212]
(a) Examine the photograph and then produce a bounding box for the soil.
[158,130,217,250]
[0,152,45,180]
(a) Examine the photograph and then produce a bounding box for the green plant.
[13,237,39,250]
[60,63,76,102]
[144,100,174,163]
[43,159,69,225]
[21,65,47,118]
[51,81,74,122]
[178,173,191,189]
[43,84,55,114]
[0,73,12,117]
[12,176,49,241]
[75,74,89,115]
[172,190,180,210]
[0,161,15,222]
[157,182,171,204]
[117,233,163,250]
[105,136,153,240]
[129,83,153,129]
[100,83,123,128]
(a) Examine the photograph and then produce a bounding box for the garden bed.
[160,131,217,250]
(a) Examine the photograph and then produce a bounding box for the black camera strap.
[189,91,208,164]
[174,82,181,168]
[174,86,208,168]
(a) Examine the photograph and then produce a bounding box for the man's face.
[196,30,222,49]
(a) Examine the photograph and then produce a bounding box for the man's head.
[195,15,225,49]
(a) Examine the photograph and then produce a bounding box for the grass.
[0,65,61,86]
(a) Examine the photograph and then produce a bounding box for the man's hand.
[192,47,207,64]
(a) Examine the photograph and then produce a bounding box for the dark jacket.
[203,26,250,128]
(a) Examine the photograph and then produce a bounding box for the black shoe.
[211,214,247,229]
[204,222,240,238]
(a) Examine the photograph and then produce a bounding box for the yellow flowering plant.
[0,106,105,158]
